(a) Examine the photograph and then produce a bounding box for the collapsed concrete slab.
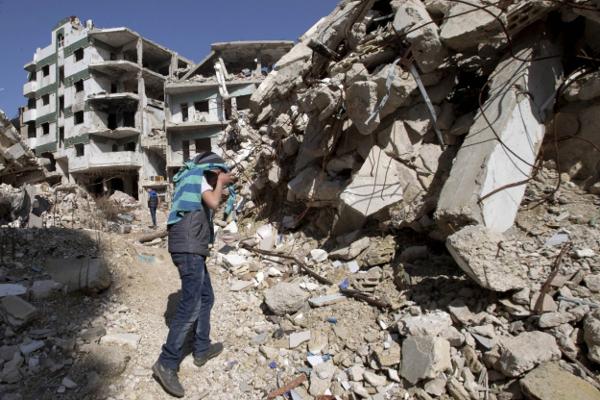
[335,146,416,233]
[446,225,527,292]
[435,38,562,235]
[439,1,503,51]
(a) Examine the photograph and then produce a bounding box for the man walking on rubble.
[147,188,159,228]
[153,151,235,398]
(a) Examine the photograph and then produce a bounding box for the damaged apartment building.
[164,41,292,178]
[19,16,192,201]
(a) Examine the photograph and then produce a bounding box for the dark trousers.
[158,253,214,370]
[149,206,157,226]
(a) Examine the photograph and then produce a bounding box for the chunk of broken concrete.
[264,282,309,316]
[336,146,419,233]
[446,225,526,292]
[522,362,600,400]
[289,330,311,349]
[400,335,451,384]
[498,331,561,377]
[308,293,346,308]
[309,360,335,396]
[45,257,111,294]
[392,0,446,73]
[439,1,503,51]
[0,284,27,298]
[399,311,453,337]
[584,309,600,364]
[435,38,562,234]
[330,237,370,261]
[0,295,37,329]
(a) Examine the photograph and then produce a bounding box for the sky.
[0,0,338,119]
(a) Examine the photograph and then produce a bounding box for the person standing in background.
[147,188,159,228]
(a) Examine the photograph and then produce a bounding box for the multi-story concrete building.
[164,41,293,179]
[21,16,192,201]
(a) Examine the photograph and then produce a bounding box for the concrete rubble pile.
[0,110,46,186]
[210,0,600,398]
[0,227,150,398]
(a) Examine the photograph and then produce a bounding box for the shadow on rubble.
[0,227,123,400]
[393,236,501,317]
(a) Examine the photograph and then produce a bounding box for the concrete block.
[435,38,563,235]
[0,296,37,329]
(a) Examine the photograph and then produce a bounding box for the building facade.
[164,41,293,178]
[21,16,192,201]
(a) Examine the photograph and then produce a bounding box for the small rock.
[584,309,600,364]
[575,248,595,258]
[289,330,311,349]
[400,335,452,384]
[530,292,558,313]
[584,275,600,293]
[310,249,328,263]
[538,312,575,329]
[0,284,27,298]
[62,376,78,389]
[0,295,37,328]
[520,362,600,400]
[400,311,453,337]
[19,340,44,355]
[309,360,335,396]
[363,371,386,387]
[264,282,309,315]
[498,331,561,377]
[424,376,447,396]
[348,364,365,382]
[99,333,141,349]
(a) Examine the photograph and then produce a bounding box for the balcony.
[70,151,142,173]
[23,108,37,122]
[23,81,38,97]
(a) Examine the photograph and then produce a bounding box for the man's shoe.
[152,361,185,398]
[193,342,224,367]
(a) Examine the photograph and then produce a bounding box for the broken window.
[75,144,84,157]
[28,72,35,82]
[27,123,36,138]
[59,96,64,115]
[42,65,50,77]
[182,140,190,161]
[181,103,188,122]
[236,95,251,111]
[194,101,209,113]
[124,142,136,152]
[74,111,84,125]
[57,33,64,47]
[112,144,119,152]
[123,112,135,127]
[195,138,211,154]
[42,94,50,106]
[75,80,84,93]
[224,99,232,120]
[42,123,50,135]
[27,98,35,109]
[108,113,117,130]
[59,67,64,84]
[59,127,64,147]
[74,48,84,62]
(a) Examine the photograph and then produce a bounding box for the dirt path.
[104,241,277,400]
